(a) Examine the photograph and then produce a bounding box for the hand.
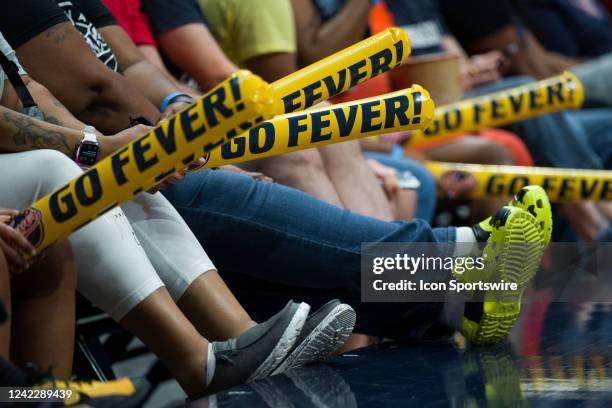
[99,124,152,159]
[439,171,477,198]
[460,51,508,90]
[220,165,274,183]
[147,171,185,194]
[0,208,37,275]
[160,100,194,122]
[367,160,400,198]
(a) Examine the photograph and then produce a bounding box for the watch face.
[78,141,100,166]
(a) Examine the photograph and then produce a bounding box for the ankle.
[177,340,208,398]
[242,319,257,334]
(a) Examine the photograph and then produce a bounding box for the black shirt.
[0,0,119,71]
[438,0,514,46]
[140,0,208,35]
[385,0,447,56]
[517,0,612,58]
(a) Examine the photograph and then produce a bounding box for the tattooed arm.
[0,105,150,160]
[22,75,102,132]
[0,105,82,156]
[14,22,159,133]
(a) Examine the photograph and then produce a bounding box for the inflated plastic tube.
[10,71,276,251]
[425,161,612,203]
[408,72,584,147]
[199,86,434,168]
[272,27,411,114]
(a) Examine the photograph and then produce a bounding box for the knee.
[277,150,327,178]
[34,150,82,190]
[27,239,76,295]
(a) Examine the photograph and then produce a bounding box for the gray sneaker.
[202,301,310,396]
[271,300,356,376]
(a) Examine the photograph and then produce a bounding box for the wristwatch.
[74,126,100,169]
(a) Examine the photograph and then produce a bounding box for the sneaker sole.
[271,304,356,376]
[510,186,553,243]
[463,209,544,345]
[248,302,310,382]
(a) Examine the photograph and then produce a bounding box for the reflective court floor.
[186,299,611,407]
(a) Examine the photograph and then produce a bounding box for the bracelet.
[160,92,193,112]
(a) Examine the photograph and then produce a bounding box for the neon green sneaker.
[472,186,553,244]
[460,206,545,345]
[509,186,553,243]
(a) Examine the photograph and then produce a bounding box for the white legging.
[0,150,214,320]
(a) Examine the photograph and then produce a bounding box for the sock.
[454,227,478,257]
[206,342,216,387]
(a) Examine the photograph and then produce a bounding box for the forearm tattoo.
[43,114,62,126]
[3,110,72,154]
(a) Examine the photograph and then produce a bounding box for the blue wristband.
[160,92,191,112]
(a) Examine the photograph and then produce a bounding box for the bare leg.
[0,252,10,359]
[120,288,208,398]
[389,188,417,221]
[320,141,394,220]
[178,270,256,341]
[338,334,380,353]
[10,240,76,379]
[241,150,343,206]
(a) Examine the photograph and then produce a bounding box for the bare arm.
[138,45,197,95]
[98,25,182,109]
[0,102,153,165]
[0,104,83,156]
[156,23,236,92]
[291,0,371,66]
[245,52,299,82]
[14,22,159,134]
[466,26,578,78]
[23,76,95,132]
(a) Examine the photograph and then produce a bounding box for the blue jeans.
[164,169,456,339]
[469,77,605,170]
[364,149,437,222]
[567,109,612,170]
[572,52,612,108]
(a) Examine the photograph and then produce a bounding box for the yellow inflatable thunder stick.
[271,27,411,114]
[426,161,612,203]
[199,87,434,168]
[186,28,411,172]
[10,71,276,251]
[407,72,584,147]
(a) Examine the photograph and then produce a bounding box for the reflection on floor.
[188,299,611,407]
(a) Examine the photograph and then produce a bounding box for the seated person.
[0,28,352,398]
[1,0,551,357]
[194,0,411,221]
[372,0,612,243]
[292,0,526,223]
[0,235,149,405]
[516,0,612,60]
[438,0,578,79]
